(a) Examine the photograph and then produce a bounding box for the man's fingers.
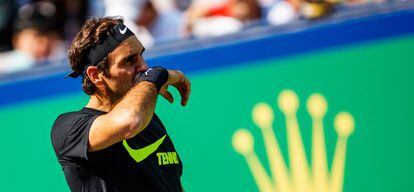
[160,89,174,103]
[179,79,191,106]
[184,80,191,106]
[180,89,188,106]
[164,70,191,106]
[186,79,191,98]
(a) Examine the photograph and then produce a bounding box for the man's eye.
[125,57,136,65]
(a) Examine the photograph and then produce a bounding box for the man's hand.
[159,70,191,106]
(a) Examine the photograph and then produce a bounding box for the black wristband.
[136,66,169,92]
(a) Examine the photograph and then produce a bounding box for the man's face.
[101,36,147,99]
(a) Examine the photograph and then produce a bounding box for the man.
[51,17,191,192]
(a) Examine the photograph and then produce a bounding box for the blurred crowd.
[0,0,388,74]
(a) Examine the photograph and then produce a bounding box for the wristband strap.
[136,66,169,92]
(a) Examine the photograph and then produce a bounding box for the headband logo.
[119,26,127,34]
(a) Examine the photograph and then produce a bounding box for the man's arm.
[88,69,190,152]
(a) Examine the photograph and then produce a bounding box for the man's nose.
[136,64,148,73]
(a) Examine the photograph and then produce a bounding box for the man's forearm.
[87,67,189,151]
[110,81,158,139]
[88,81,158,151]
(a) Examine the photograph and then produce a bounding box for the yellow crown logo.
[232,89,355,192]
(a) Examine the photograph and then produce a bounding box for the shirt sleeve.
[55,114,98,162]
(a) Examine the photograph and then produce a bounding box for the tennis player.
[51,17,190,192]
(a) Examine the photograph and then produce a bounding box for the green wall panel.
[0,34,413,191]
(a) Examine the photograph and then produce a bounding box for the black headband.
[65,23,135,78]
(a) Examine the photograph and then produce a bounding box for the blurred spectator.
[343,0,386,6]
[175,0,192,11]
[104,0,154,47]
[0,1,66,74]
[88,0,105,17]
[150,0,187,43]
[186,0,262,38]
[0,0,17,51]
[301,0,333,19]
[267,0,299,26]
[0,0,392,75]
[266,0,334,25]
[61,0,89,43]
[104,0,186,47]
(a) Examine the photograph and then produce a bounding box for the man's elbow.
[123,121,144,139]
[119,112,150,140]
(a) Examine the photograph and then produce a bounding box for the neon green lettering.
[167,152,174,164]
[162,153,169,165]
[157,153,163,165]
[172,152,179,164]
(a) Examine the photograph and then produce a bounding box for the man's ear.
[86,66,103,85]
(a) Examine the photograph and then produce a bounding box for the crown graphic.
[232,89,355,192]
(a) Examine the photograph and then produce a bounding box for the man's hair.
[68,17,123,95]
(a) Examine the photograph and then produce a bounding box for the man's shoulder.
[54,110,88,126]
[51,109,100,151]
[51,109,99,134]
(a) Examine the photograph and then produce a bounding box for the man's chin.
[106,84,134,103]
[107,90,127,103]
[118,85,134,98]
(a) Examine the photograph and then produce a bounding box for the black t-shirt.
[51,108,183,192]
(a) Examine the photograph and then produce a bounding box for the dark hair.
[68,17,123,95]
